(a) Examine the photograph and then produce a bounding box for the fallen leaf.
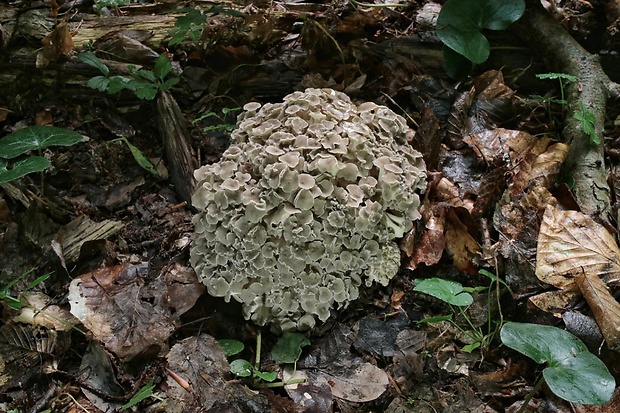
[536,205,620,289]
[576,272,620,352]
[445,208,480,273]
[68,264,178,361]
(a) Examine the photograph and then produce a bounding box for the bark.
[513,1,619,223]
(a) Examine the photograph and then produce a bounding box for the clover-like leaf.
[501,322,615,405]
[413,278,473,307]
[0,157,51,184]
[271,332,311,365]
[0,126,83,159]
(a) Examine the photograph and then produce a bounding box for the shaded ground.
[1,0,620,412]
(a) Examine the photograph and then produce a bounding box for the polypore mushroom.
[191,88,426,331]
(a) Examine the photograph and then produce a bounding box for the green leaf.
[438,0,525,32]
[218,339,244,357]
[254,370,277,382]
[87,76,111,92]
[0,157,51,184]
[154,53,173,81]
[160,77,180,91]
[77,51,110,77]
[107,76,131,94]
[115,137,159,175]
[501,322,615,404]
[535,72,577,82]
[121,379,157,410]
[0,126,83,159]
[125,80,159,100]
[271,332,311,364]
[573,100,600,145]
[437,0,525,66]
[413,278,474,307]
[230,359,253,377]
[442,45,475,79]
[438,26,489,64]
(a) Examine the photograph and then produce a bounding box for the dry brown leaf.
[528,289,582,317]
[445,208,479,273]
[528,142,570,187]
[407,206,446,270]
[576,272,620,352]
[68,264,179,361]
[536,205,620,289]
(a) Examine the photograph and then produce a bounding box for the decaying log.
[514,1,620,223]
[156,91,196,206]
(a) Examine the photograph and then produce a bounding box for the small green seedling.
[533,72,577,106]
[414,277,483,352]
[0,126,83,184]
[121,379,163,410]
[414,271,509,353]
[219,332,309,388]
[0,268,49,311]
[573,100,600,145]
[78,52,179,100]
[437,0,525,78]
[192,107,241,133]
[501,322,615,406]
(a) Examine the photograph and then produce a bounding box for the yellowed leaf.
[536,205,620,289]
[528,289,582,317]
[576,272,620,352]
[528,142,569,186]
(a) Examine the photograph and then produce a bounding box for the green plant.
[437,0,525,78]
[501,322,615,407]
[0,268,50,311]
[192,107,241,133]
[414,270,509,353]
[168,7,244,46]
[533,72,577,106]
[0,126,83,184]
[94,0,131,13]
[121,379,163,410]
[112,137,159,176]
[78,52,180,100]
[573,100,600,145]
[219,332,309,388]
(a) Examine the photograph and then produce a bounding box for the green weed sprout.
[192,107,241,133]
[414,270,509,353]
[219,332,308,388]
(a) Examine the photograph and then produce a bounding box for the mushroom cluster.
[190,88,426,331]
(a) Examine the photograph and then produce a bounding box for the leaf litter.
[1,0,620,412]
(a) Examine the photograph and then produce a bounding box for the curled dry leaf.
[576,272,620,352]
[536,205,620,289]
[527,142,569,189]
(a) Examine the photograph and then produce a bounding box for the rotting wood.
[514,0,620,224]
[157,90,196,206]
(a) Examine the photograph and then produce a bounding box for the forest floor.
[1,0,620,412]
